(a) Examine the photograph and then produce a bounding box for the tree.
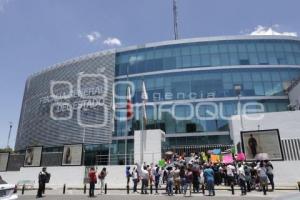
[0,147,13,153]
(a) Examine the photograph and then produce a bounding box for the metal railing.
[163,144,234,155]
[95,152,163,165]
[95,154,134,165]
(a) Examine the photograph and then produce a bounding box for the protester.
[213,163,221,185]
[192,165,200,193]
[185,166,193,196]
[173,165,181,194]
[226,163,236,190]
[153,166,161,194]
[266,160,274,191]
[131,166,139,193]
[244,165,252,192]
[140,165,149,194]
[166,166,174,196]
[98,167,107,194]
[203,164,215,196]
[179,165,186,194]
[199,166,205,194]
[257,161,268,194]
[237,163,247,195]
[126,166,131,186]
[88,167,97,197]
[36,167,50,198]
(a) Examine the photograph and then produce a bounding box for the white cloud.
[85,31,101,43]
[103,37,122,47]
[249,25,297,37]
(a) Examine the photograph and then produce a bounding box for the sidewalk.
[17,187,300,198]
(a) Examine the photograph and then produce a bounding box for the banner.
[222,154,233,164]
[212,149,221,155]
[236,152,246,161]
[241,129,283,161]
[0,153,9,171]
[158,159,166,168]
[210,154,220,163]
[24,146,42,167]
[62,144,83,166]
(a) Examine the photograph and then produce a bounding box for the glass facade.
[116,39,300,76]
[114,38,300,151]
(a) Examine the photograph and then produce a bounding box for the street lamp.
[234,85,244,130]
[7,122,13,148]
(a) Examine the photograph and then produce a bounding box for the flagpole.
[140,80,144,165]
[140,105,144,165]
[140,80,148,165]
[125,64,129,165]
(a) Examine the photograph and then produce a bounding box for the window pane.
[182,55,191,67]
[249,53,258,65]
[252,72,262,81]
[200,54,210,66]
[262,72,271,81]
[254,83,264,95]
[200,45,209,54]
[228,43,238,52]
[229,53,239,65]
[210,44,219,54]
[211,54,220,66]
[191,55,201,66]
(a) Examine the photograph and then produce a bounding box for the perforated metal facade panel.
[15,51,115,151]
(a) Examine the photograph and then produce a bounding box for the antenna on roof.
[173,0,179,40]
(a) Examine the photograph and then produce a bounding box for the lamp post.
[234,85,244,130]
[7,122,13,149]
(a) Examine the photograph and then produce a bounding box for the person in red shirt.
[88,167,97,197]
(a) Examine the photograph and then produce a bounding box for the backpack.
[46,173,51,183]
[98,171,105,179]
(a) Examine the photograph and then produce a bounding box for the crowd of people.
[34,155,275,198]
[123,152,275,197]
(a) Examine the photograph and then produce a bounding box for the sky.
[0,0,300,149]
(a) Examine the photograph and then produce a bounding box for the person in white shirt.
[237,163,247,195]
[226,164,235,187]
[131,166,139,193]
[140,165,149,194]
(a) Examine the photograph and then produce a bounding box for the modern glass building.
[15,35,300,165]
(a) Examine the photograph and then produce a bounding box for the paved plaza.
[16,189,300,200]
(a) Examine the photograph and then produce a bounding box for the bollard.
[231,184,235,195]
[105,183,107,194]
[127,185,129,194]
[63,184,66,194]
[84,184,86,194]
[22,184,25,195]
[150,184,153,194]
[298,182,300,192]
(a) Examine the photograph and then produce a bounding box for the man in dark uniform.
[36,167,50,198]
[248,134,258,158]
